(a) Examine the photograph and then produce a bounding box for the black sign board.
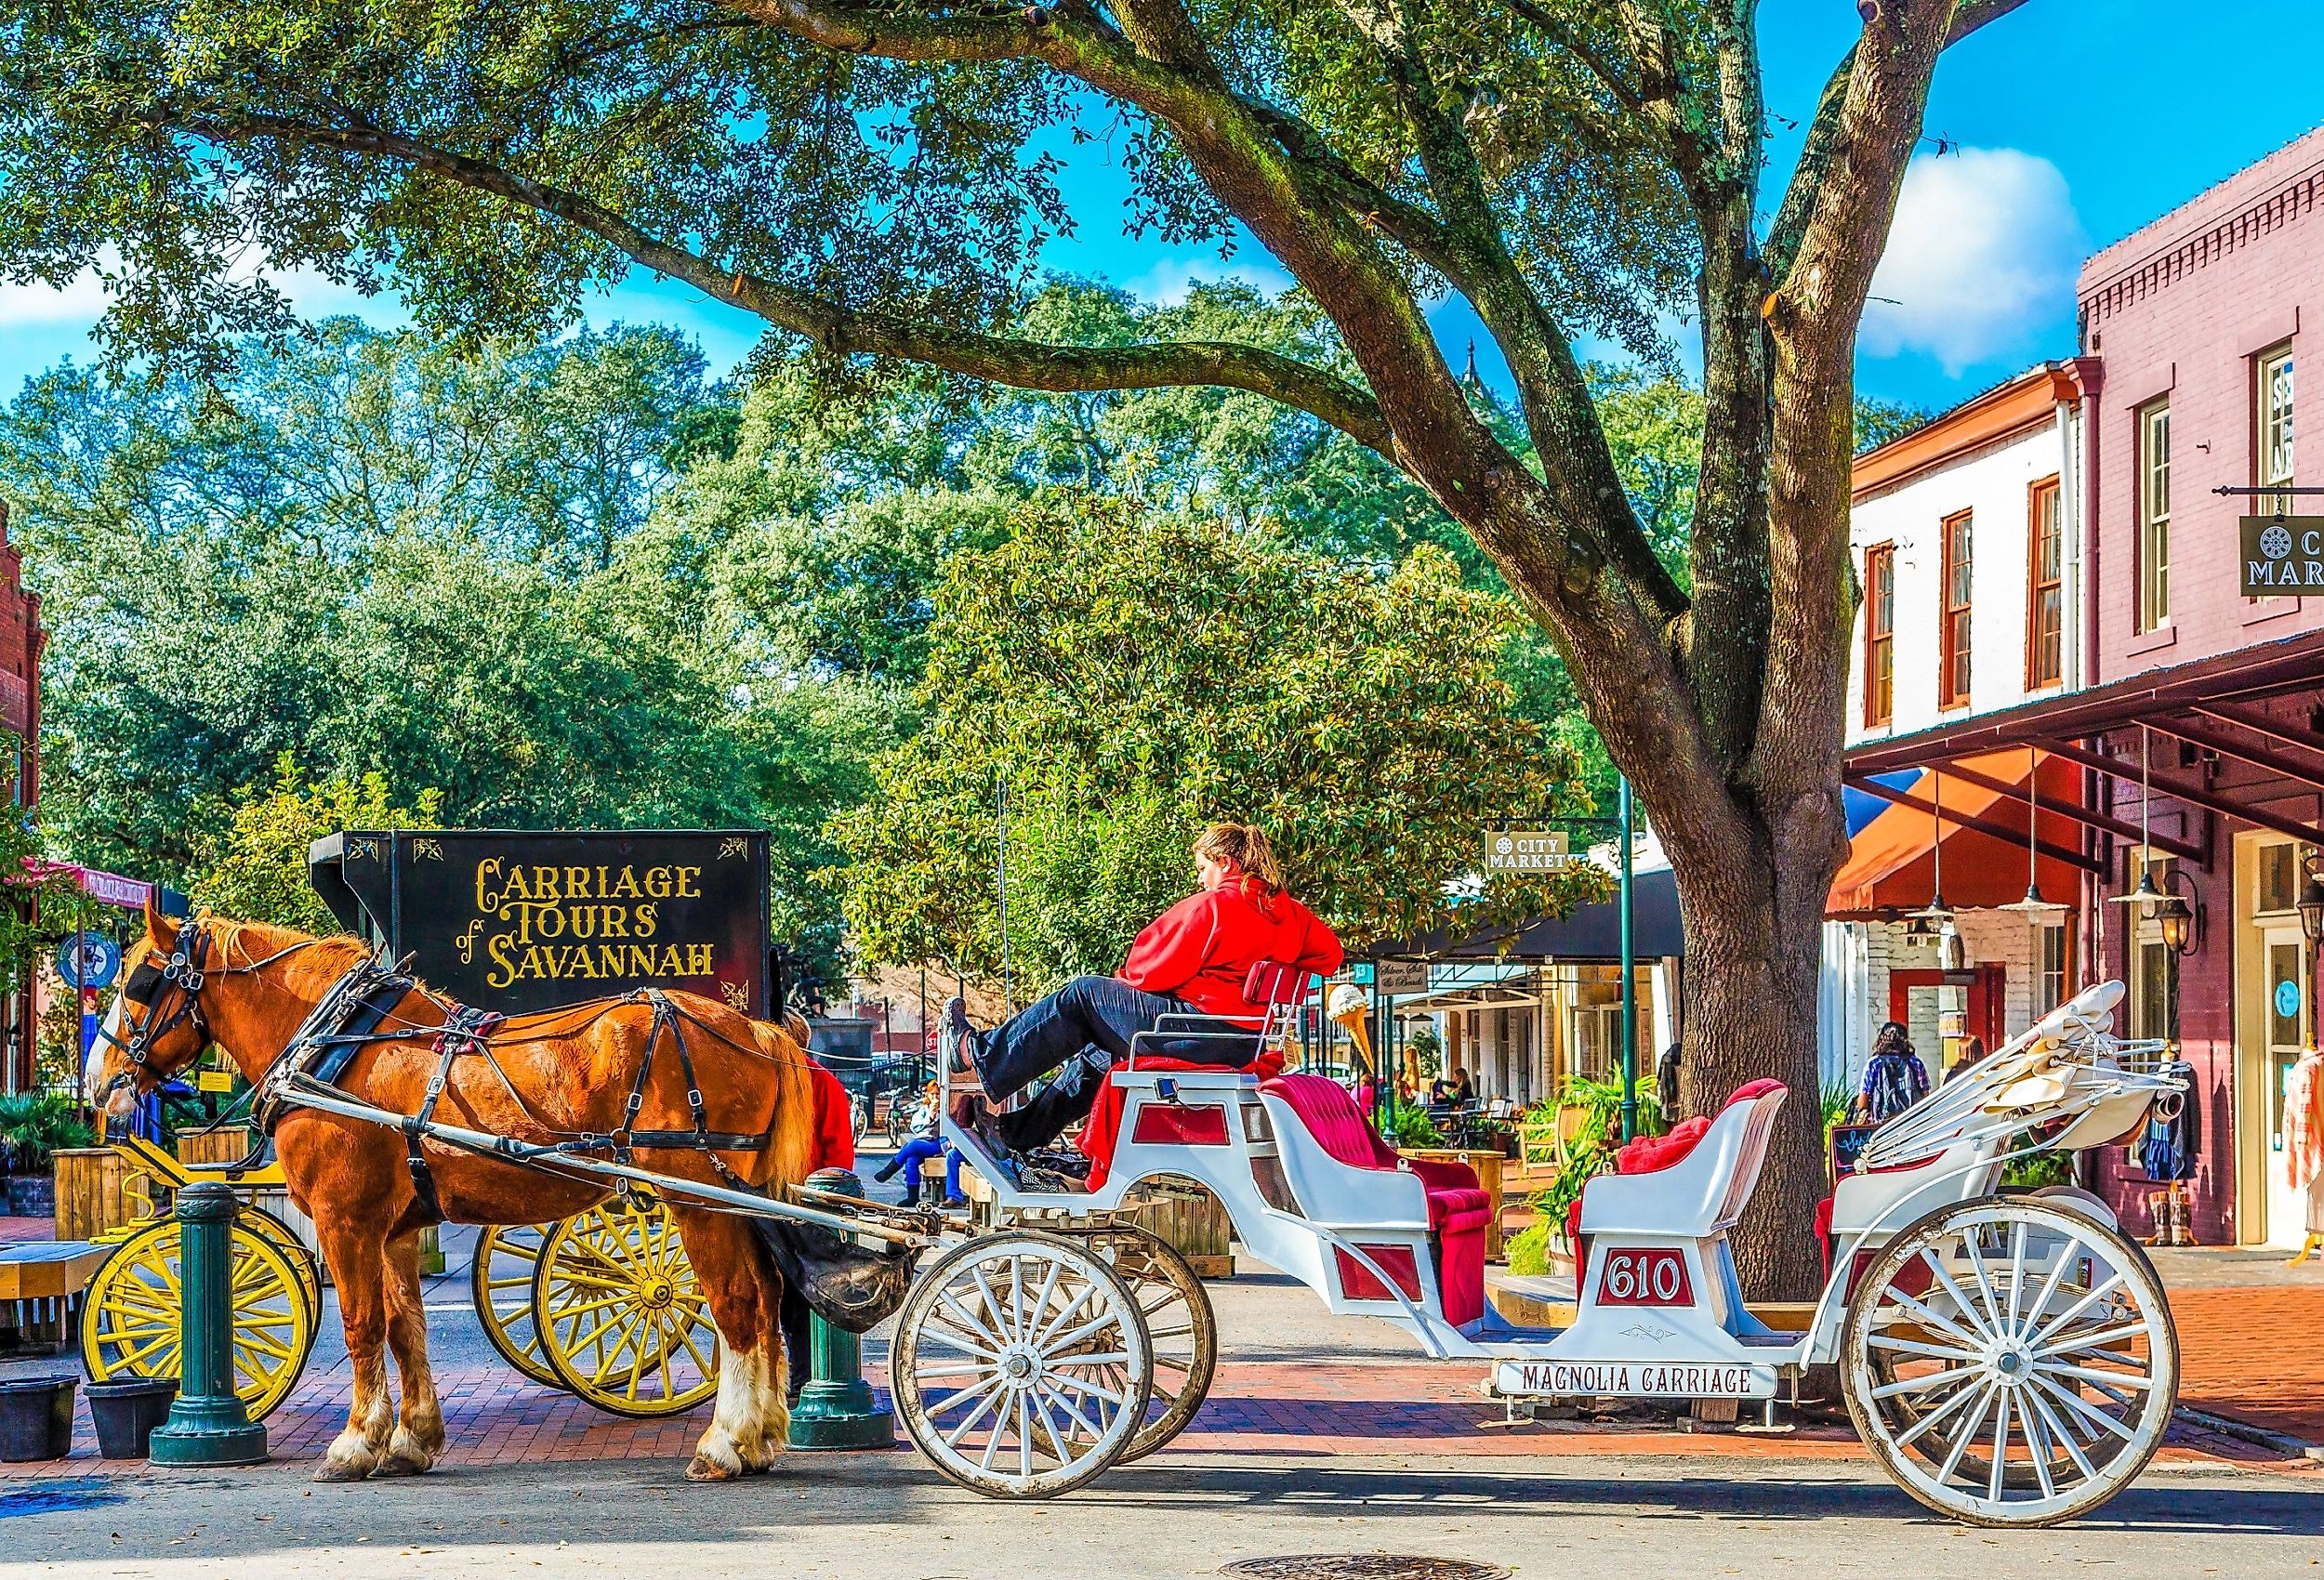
[309,830,771,1017]
[2238,516,2324,597]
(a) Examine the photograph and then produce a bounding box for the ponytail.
[1194,822,1284,894]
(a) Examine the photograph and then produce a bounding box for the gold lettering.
[565,865,593,901]
[602,907,629,940]
[628,944,655,975]
[476,858,505,912]
[675,866,702,899]
[645,866,673,899]
[486,932,518,989]
[535,903,566,940]
[568,946,600,980]
[597,944,630,976]
[531,865,561,902]
[501,864,533,902]
[612,865,641,899]
[570,906,599,941]
[686,942,714,976]
[635,902,657,939]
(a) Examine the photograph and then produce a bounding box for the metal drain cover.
[1221,1559,1509,1580]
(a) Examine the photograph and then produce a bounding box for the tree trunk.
[1661,806,1839,1302]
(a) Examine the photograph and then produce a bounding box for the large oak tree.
[0,0,2026,1294]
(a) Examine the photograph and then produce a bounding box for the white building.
[1821,362,2098,1091]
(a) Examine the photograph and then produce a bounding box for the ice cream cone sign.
[1327,982,1375,1076]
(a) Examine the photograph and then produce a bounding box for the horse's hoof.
[372,1455,429,1478]
[312,1462,373,1483]
[685,1455,742,1482]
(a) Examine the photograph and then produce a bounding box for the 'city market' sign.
[1483,829,1577,874]
[2238,516,2324,595]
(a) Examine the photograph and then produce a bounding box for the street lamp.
[2154,895,2196,955]
[2298,856,2324,944]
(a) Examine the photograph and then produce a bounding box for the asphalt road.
[5,1449,2319,1579]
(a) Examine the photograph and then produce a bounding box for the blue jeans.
[886,1137,961,1202]
[970,975,1255,1152]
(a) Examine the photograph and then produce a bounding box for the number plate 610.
[1596,1247,1695,1307]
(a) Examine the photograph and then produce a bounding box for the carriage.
[882,975,2185,1528]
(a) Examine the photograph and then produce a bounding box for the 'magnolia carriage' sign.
[308,829,772,1016]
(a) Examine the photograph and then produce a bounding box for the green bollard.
[786,1168,897,1451]
[148,1182,269,1467]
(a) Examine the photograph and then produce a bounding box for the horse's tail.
[746,1012,822,1193]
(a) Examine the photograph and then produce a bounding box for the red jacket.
[807,1060,854,1173]
[1119,875,1342,1018]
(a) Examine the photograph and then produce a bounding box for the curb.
[2175,1405,2324,1463]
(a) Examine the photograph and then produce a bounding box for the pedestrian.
[1853,1021,1929,1125]
[1656,1041,1682,1119]
[873,1081,966,1206]
[946,822,1342,1179]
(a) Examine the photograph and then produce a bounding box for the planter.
[5,1172,55,1218]
[0,1375,76,1461]
[1400,1147,1509,1259]
[86,1378,178,1460]
[1135,1180,1235,1278]
[52,1148,136,1241]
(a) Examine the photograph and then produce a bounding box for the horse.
[86,901,821,1483]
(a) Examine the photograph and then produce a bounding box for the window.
[1939,510,1973,708]
[2261,346,2295,515]
[2027,479,2063,689]
[2260,839,2316,915]
[2140,402,2172,631]
[2036,923,2068,1018]
[1864,544,1895,727]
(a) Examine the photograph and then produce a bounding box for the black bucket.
[86,1377,178,1459]
[0,1375,77,1461]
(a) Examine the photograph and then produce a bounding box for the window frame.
[1938,508,1973,710]
[2139,401,2172,633]
[1863,542,1895,728]
[2026,476,2064,691]
[2259,343,2295,513]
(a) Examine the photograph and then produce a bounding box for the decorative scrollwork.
[720,980,749,1010]
[412,837,444,861]
[718,837,747,861]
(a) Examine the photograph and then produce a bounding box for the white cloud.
[0,269,109,331]
[1862,147,2085,376]
[1121,253,1294,308]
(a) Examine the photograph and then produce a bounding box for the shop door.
[1889,966,2005,1081]
[2259,927,2309,1247]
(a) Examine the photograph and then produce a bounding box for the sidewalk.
[2151,1247,2324,1448]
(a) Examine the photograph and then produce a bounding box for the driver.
[945,822,1341,1179]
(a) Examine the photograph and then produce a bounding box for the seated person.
[948,822,1342,1177]
[1429,1066,1474,1106]
[872,1081,966,1206]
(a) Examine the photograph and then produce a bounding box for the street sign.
[58,931,120,991]
[1374,959,1427,995]
[1483,829,1576,874]
[2238,516,2324,595]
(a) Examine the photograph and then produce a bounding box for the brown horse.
[86,902,818,1483]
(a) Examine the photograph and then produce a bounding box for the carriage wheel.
[1843,1196,2178,1527]
[533,1201,721,1418]
[471,1223,564,1388]
[241,1205,323,1314]
[1080,1225,1216,1462]
[81,1220,318,1422]
[892,1230,1154,1498]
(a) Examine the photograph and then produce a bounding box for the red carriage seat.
[1567,1079,1788,1272]
[1257,1073,1489,1326]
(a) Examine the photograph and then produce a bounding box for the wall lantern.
[2154,894,2197,955]
[2298,856,2324,944]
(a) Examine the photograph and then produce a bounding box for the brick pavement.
[2172,1285,2324,1444]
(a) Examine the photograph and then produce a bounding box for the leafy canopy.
[834,494,1603,990]
[187,753,443,932]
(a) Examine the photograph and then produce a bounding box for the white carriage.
[903,978,2185,1527]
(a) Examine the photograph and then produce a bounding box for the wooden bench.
[0,1240,112,1354]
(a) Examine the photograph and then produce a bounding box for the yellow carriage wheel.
[533,1202,720,1419]
[471,1223,564,1388]
[243,1205,324,1314]
[81,1220,318,1422]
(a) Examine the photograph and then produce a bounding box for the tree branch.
[162,111,1396,454]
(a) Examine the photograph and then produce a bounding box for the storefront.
[1845,629,2324,1246]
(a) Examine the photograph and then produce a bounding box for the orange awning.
[1829,750,2081,919]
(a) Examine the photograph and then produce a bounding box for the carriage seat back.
[1578,1079,1788,1239]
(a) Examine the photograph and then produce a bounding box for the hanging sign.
[2238,516,2324,596]
[2276,977,2302,1019]
[58,932,120,991]
[1484,829,1576,874]
[1374,959,1427,995]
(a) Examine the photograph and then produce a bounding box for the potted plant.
[0,1092,94,1218]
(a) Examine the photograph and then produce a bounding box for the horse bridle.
[94,921,215,1099]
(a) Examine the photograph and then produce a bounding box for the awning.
[1829,749,2084,918]
[1370,865,1684,963]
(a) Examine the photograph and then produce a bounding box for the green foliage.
[1503,1220,1555,1278]
[1385,1098,1446,1151]
[1523,1073,1666,1234]
[1822,1081,1855,1138]
[0,1092,94,1174]
[833,494,1604,985]
[1406,1024,1444,1083]
[2001,1150,2075,1190]
[187,755,443,933]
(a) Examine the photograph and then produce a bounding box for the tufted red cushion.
[1614,1114,1710,1175]
[1261,1073,1400,1170]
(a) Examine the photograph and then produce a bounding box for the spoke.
[1892,1369,1993,1451]
[2014,1229,2076,1342]
[1031,1390,1072,1465]
[1872,1363,1981,1400]
[1045,1371,1129,1407]
[2004,1220,2027,1335]
[1888,1281,1993,1353]
[1915,1247,1998,1344]
[1045,1381,1106,1442]
[1867,1329,1984,1365]
[2024,1377,2098,1482]
[938,1377,1007,1447]
[1936,1382,2001,1484]
[912,1363,984,1380]
[976,1400,1010,1476]
[1145,1321,1196,1342]
[2035,1322,2148,1359]
[1044,1308,1122,1354]
[1959,1231,2007,1336]
[971,1265,1011,1342]
[1024,1259,1065,1343]
[918,1317,1001,1361]
[2042,1361,2153,1391]
[2029,1271,2127,1347]
[928,1370,1006,1422]
[1032,1282,1099,1348]
[1987,1387,2012,1504]
[1016,1393,1034,1480]
[2014,1390,2057,1501]
[936,1289,1005,1352]
[2027,1371,2136,1443]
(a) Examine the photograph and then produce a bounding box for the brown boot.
[2171,1191,2195,1247]
[2141,1192,2167,1245]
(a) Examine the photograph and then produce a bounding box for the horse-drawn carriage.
[89,861,2181,1523]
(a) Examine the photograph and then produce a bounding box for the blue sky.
[2,2,2318,416]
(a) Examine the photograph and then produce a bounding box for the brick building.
[0,500,45,1093]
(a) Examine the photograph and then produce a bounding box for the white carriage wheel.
[1843,1196,2178,1528]
[1080,1225,1217,1463]
[891,1231,1154,1498]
